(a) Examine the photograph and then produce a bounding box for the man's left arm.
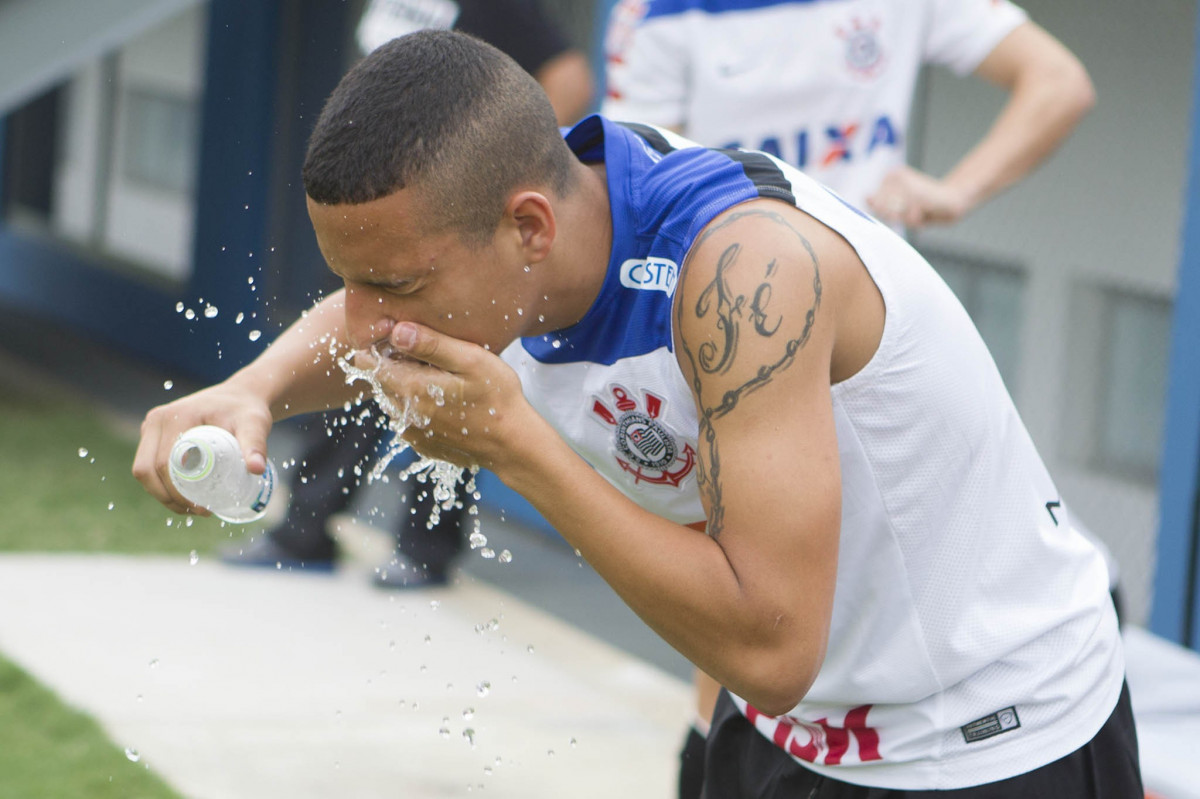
[868,21,1095,228]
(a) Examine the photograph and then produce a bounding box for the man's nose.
[343,287,396,350]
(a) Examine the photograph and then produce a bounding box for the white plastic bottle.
[168,425,275,523]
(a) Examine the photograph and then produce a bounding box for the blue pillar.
[184,0,281,381]
[1150,4,1200,648]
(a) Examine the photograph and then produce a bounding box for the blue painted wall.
[1150,4,1200,650]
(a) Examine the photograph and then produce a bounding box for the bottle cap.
[170,436,216,482]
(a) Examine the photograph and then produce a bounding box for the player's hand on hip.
[131,382,274,515]
[867,165,970,229]
[354,321,533,471]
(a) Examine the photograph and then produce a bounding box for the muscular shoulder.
[675,199,877,409]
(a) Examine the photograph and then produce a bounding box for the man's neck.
[532,160,612,334]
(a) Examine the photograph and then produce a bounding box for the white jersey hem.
[790,664,1125,790]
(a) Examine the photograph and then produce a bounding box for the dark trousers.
[270,408,464,570]
[702,683,1142,798]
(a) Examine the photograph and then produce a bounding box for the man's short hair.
[303,29,575,244]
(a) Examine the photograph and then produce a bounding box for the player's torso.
[503,117,1123,788]
[668,0,925,204]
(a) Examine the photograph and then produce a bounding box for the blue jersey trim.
[523,116,783,366]
[644,0,835,22]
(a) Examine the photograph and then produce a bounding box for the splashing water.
[337,342,479,531]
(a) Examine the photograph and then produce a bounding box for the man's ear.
[507,191,555,263]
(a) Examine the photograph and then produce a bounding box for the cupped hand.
[352,322,536,472]
[131,380,274,516]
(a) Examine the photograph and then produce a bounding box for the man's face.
[307,188,540,356]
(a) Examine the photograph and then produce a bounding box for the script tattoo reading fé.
[677,208,822,538]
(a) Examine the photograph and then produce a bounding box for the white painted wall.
[52,4,207,280]
[913,0,1196,623]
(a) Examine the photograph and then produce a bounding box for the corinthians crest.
[591,384,695,487]
[836,17,886,79]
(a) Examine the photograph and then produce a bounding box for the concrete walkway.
[0,554,691,799]
[5,552,1200,799]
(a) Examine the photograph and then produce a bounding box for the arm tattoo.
[677,208,822,538]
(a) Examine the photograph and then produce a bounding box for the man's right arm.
[131,289,364,514]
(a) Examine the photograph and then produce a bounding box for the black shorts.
[701,682,1142,798]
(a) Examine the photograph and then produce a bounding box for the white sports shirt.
[502,116,1123,789]
[602,0,1027,209]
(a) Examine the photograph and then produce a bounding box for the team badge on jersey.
[591,384,695,488]
[836,17,886,80]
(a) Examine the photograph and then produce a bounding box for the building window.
[0,5,207,282]
[1062,283,1173,483]
[122,89,198,195]
[1094,291,1172,479]
[924,249,1025,393]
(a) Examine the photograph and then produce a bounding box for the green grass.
[0,382,229,554]
[0,653,182,798]
[0,382,211,799]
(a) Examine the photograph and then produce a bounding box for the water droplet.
[480,548,496,559]
[469,532,488,549]
[498,550,513,564]
[476,681,491,697]
[462,708,475,720]
[526,645,535,654]
[77,448,89,458]
[439,727,451,739]
[462,728,476,746]
[184,308,196,320]
[547,749,555,758]
[570,737,577,748]
[124,747,140,762]
[424,634,432,644]
[248,330,262,342]
[523,265,531,273]
[235,312,245,324]
[107,502,115,511]
[430,600,441,610]
[203,305,218,319]
[551,339,562,349]
[163,380,174,390]
[189,550,199,566]
[148,658,159,669]
[538,314,545,322]
[175,302,185,313]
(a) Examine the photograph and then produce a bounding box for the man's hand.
[866,165,972,229]
[131,381,274,516]
[353,322,539,473]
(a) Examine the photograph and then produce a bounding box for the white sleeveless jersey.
[602,0,1026,209]
[501,117,1122,789]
